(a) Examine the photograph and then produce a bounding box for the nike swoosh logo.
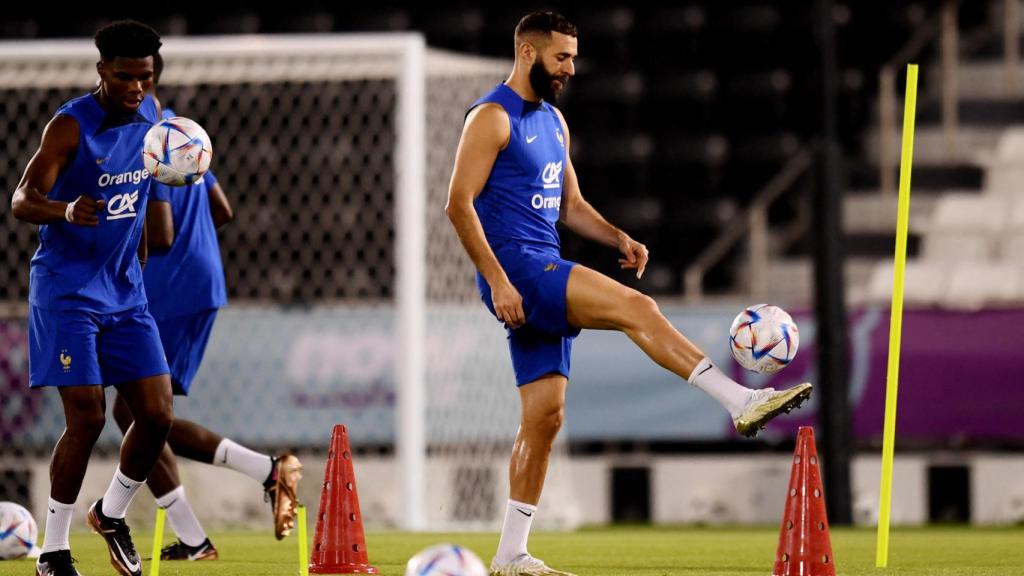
[162,498,178,509]
[49,508,56,514]
[515,507,533,517]
[113,539,141,573]
[526,135,538,143]
[118,477,131,489]
[221,447,229,464]
[696,364,714,377]
[188,546,209,561]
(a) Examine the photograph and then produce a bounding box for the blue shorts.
[156,309,218,396]
[28,304,169,387]
[477,242,580,386]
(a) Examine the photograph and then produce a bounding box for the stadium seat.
[983,128,1024,196]
[0,18,40,38]
[922,194,1009,262]
[572,7,634,68]
[563,71,645,131]
[721,69,794,132]
[416,8,485,52]
[636,6,708,68]
[943,262,1023,310]
[335,9,412,32]
[997,200,1024,261]
[867,261,949,307]
[642,70,719,131]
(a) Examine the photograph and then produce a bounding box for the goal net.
[0,34,578,531]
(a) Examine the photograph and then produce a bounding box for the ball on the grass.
[405,543,487,576]
[0,501,38,560]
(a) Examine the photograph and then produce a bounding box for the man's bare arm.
[138,218,148,269]
[146,200,174,250]
[207,181,233,229]
[11,115,105,226]
[554,109,649,278]
[445,103,526,328]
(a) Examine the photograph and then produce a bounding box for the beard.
[529,61,569,102]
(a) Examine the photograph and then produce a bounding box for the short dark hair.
[514,11,577,44]
[94,20,162,61]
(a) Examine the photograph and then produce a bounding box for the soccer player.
[446,11,814,576]
[11,20,172,576]
[108,53,303,561]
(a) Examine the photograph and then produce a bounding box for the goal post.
[394,34,427,532]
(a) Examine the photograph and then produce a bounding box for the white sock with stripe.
[687,357,753,418]
[101,468,144,519]
[213,439,273,484]
[494,499,537,565]
[155,485,207,547]
[41,497,74,554]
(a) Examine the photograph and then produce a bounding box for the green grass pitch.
[3,526,1022,575]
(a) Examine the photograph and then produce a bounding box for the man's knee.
[121,377,174,433]
[68,408,106,441]
[131,394,174,435]
[142,401,174,435]
[621,290,661,327]
[524,404,564,438]
[60,389,107,440]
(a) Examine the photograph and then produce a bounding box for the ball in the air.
[142,116,212,186]
[728,304,799,374]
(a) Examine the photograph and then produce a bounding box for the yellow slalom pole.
[297,505,309,576]
[876,63,918,569]
[149,507,166,576]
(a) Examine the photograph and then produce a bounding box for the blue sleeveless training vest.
[470,83,567,253]
[29,93,158,313]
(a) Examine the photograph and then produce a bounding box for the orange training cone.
[309,425,378,574]
[773,426,836,576]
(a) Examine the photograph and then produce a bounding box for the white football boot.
[489,554,576,576]
[733,382,813,438]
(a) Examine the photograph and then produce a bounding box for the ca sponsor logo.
[107,190,140,220]
[541,161,562,190]
[97,168,149,188]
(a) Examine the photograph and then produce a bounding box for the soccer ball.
[405,543,487,576]
[142,116,213,186]
[0,502,38,560]
[728,304,799,374]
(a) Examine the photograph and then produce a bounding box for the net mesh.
[0,35,577,530]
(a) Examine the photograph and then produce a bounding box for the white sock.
[687,357,753,418]
[494,499,536,565]
[213,439,273,484]
[155,485,207,547]
[101,468,145,519]
[41,498,74,554]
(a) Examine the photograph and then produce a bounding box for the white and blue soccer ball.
[0,502,39,560]
[405,543,487,576]
[142,116,213,186]
[728,304,799,374]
